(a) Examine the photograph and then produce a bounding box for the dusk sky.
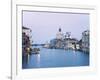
[23,11,89,44]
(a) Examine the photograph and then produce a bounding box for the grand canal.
[22,46,89,69]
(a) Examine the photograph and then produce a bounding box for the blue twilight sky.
[23,11,89,44]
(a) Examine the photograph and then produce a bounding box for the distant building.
[63,38,79,50]
[55,39,64,49]
[65,32,71,39]
[63,32,79,50]
[50,39,57,48]
[43,41,50,48]
[81,30,89,53]
[56,28,64,40]
[76,43,80,50]
[50,39,64,49]
[55,28,64,49]
[49,28,80,50]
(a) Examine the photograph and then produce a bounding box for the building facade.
[63,38,79,50]
[81,30,89,53]
[49,28,80,50]
[22,26,32,56]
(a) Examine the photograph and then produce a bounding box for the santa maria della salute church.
[44,27,89,53]
[49,28,78,50]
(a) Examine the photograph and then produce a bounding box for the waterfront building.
[50,39,57,48]
[49,28,80,50]
[63,38,79,50]
[22,27,31,36]
[63,32,79,50]
[22,26,32,56]
[49,39,64,49]
[55,39,64,49]
[81,30,89,53]
[76,43,80,50]
[43,41,50,48]
[78,39,82,50]
[22,26,33,44]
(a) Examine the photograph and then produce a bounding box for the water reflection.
[36,54,40,67]
[22,53,29,68]
[22,47,89,69]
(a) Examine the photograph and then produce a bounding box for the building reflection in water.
[22,53,29,64]
[36,54,40,67]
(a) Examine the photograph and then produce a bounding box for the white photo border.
[12,3,97,80]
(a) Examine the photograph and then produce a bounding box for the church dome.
[56,28,63,39]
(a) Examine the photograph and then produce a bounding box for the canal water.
[22,46,89,69]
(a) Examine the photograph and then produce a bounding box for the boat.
[32,48,40,54]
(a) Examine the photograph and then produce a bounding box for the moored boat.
[32,48,40,54]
